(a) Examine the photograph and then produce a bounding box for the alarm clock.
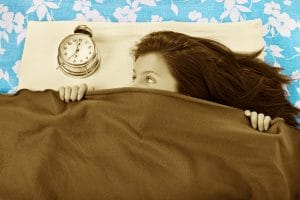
[57,25,100,78]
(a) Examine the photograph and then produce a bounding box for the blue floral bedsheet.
[0,0,299,108]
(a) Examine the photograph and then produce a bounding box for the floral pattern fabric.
[0,0,299,108]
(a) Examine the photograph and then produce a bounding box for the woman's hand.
[244,110,272,132]
[58,83,91,103]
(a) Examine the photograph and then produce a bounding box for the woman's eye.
[145,75,156,83]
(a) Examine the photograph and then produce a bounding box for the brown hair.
[132,31,299,127]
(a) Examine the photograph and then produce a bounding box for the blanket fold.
[0,88,299,200]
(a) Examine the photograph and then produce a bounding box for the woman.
[59,31,299,131]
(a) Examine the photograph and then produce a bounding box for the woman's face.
[130,53,178,92]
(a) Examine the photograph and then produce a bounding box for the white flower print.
[13,12,24,34]
[189,11,218,23]
[26,0,60,21]
[264,1,280,16]
[0,11,14,33]
[291,70,300,80]
[113,0,157,22]
[0,6,11,55]
[286,47,300,60]
[283,84,290,96]
[0,47,4,55]
[84,9,106,21]
[272,13,297,37]
[131,0,157,8]
[264,43,284,66]
[0,68,9,82]
[0,7,25,45]
[151,15,163,22]
[170,0,179,16]
[74,13,85,21]
[273,61,281,68]
[73,0,106,21]
[188,11,209,22]
[0,68,4,78]
[283,0,292,6]
[95,0,104,3]
[218,0,251,22]
[265,13,297,37]
[295,101,300,109]
[12,60,21,79]
[268,45,284,58]
[263,2,297,37]
[113,6,140,22]
[7,86,18,94]
[13,12,26,45]
[209,17,219,23]
[0,65,17,92]
[297,86,300,95]
[0,4,9,14]
[189,11,202,21]
[73,0,91,12]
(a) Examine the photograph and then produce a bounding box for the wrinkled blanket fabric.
[0,87,299,200]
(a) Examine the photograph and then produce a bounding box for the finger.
[250,111,258,129]
[86,86,95,95]
[78,83,88,100]
[264,116,271,131]
[71,85,79,102]
[88,86,95,92]
[257,113,264,132]
[64,86,72,103]
[270,117,284,126]
[58,86,65,101]
[244,110,251,117]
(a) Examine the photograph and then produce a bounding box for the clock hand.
[68,40,80,60]
[68,51,77,60]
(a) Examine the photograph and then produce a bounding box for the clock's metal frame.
[57,25,100,79]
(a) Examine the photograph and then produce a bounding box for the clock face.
[59,34,95,65]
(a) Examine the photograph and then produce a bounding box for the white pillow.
[19,19,264,91]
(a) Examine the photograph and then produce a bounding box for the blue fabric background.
[0,0,299,109]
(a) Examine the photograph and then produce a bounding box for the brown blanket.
[0,87,299,200]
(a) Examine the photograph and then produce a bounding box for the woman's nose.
[129,82,147,89]
[130,82,141,88]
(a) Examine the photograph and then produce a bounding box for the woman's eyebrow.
[142,70,161,77]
